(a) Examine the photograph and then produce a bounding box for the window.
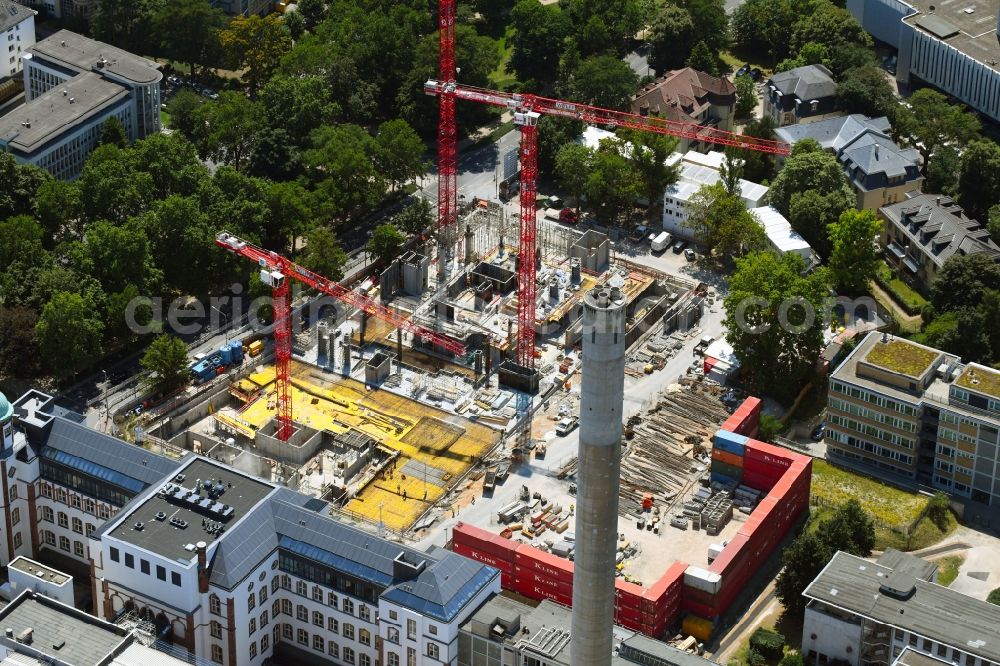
[296,580,307,596]
[360,655,371,666]
[343,623,355,640]
[171,572,181,586]
[296,605,307,621]
[210,644,223,664]
[14,533,21,550]
[85,498,94,514]
[248,595,256,612]
[271,576,279,593]
[938,644,948,658]
[156,565,166,581]
[99,505,109,519]
[10,508,19,526]
[58,512,68,528]
[249,618,256,635]
[123,553,134,568]
[281,599,291,616]
[312,585,323,602]
[70,495,80,509]
[59,536,70,551]
[210,594,222,615]
[73,541,83,557]
[211,621,222,638]
[359,628,371,646]
[71,516,82,533]
[313,611,323,627]
[328,591,338,607]
[249,642,257,659]
[428,624,437,636]
[259,587,267,604]
[42,506,53,522]
[261,634,269,653]
[343,647,355,664]
[261,610,269,627]
[140,559,150,574]
[407,647,416,666]
[388,654,400,666]
[359,605,371,622]
[297,628,308,645]
[329,642,339,658]
[343,598,354,615]
[43,530,55,545]
[280,575,290,590]
[389,610,397,621]
[427,643,440,659]
[313,634,324,652]
[85,523,95,537]
[387,626,399,644]
[282,623,292,639]
[407,619,417,640]
[328,617,339,633]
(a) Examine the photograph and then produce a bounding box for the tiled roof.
[769,64,836,101]
[631,68,736,123]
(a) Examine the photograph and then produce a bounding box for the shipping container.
[514,567,574,597]
[710,472,741,487]
[683,566,722,594]
[682,598,718,619]
[712,448,744,468]
[742,455,789,482]
[740,468,778,492]
[248,339,264,356]
[514,577,572,606]
[453,522,518,562]
[712,460,743,480]
[500,571,514,590]
[714,430,748,455]
[452,543,514,573]
[683,615,715,642]
[514,545,574,585]
[745,440,797,466]
[708,533,750,578]
[683,585,717,607]
[642,562,687,606]
[723,397,763,436]
[614,604,644,624]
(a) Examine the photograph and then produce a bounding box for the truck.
[543,208,562,222]
[555,417,578,436]
[651,231,672,253]
[248,340,265,357]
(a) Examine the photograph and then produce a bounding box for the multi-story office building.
[2,388,501,666]
[827,331,1000,505]
[802,549,1000,666]
[210,0,273,16]
[11,0,95,19]
[0,0,35,81]
[0,30,160,179]
[847,0,1000,125]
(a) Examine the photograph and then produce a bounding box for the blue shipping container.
[714,430,748,456]
[219,345,233,365]
[710,473,740,487]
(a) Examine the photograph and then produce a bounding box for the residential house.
[631,67,736,153]
[763,64,838,126]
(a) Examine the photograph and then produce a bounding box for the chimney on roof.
[196,541,209,593]
[875,145,880,159]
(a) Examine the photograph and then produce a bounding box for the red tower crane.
[435,0,458,281]
[424,78,790,369]
[215,232,465,441]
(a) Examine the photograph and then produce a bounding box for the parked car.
[556,417,579,436]
[811,421,827,441]
[684,248,696,261]
[559,207,578,224]
[749,67,763,81]
[735,63,751,78]
[630,224,649,242]
[672,239,687,254]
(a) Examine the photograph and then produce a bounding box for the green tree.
[924,144,960,197]
[367,223,406,266]
[768,142,854,256]
[555,143,595,214]
[76,145,155,225]
[649,4,696,73]
[130,132,209,198]
[34,180,81,242]
[566,55,639,110]
[958,140,1000,221]
[685,40,718,76]
[684,183,767,257]
[775,531,834,613]
[897,88,980,176]
[284,10,305,40]
[621,130,680,211]
[989,205,1000,245]
[757,413,786,442]
[84,220,159,294]
[166,88,204,138]
[0,307,41,379]
[791,0,871,55]
[153,0,225,77]
[0,215,49,273]
[835,65,899,121]
[91,0,161,54]
[304,124,385,224]
[264,181,316,251]
[779,653,806,666]
[100,116,128,148]
[734,74,757,118]
[141,334,191,393]
[509,0,572,84]
[987,588,1000,606]
[930,253,1000,312]
[585,139,643,225]
[828,209,881,294]
[560,0,644,57]
[36,291,104,379]
[300,225,349,281]
[926,492,952,528]
[373,119,427,192]
[0,153,51,221]
[538,116,586,180]
[724,251,830,399]
[682,0,729,52]
[297,0,327,32]
[935,307,991,363]
[142,195,225,295]
[739,115,778,183]
[192,92,264,172]
[259,74,340,148]
[219,14,292,93]
[730,0,797,65]
[720,150,744,198]
[822,499,876,556]
[393,198,433,236]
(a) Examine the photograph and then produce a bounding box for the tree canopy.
[897,88,980,176]
[827,209,881,294]
[367,224,406,266]
[141,334,191,393]
[957,140,1000,221]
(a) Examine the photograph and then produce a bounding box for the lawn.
[810,460,956,551]
[490,25,518,90]
[720,49,774,78]
[876,263,927,315]
[935,555,965,587]
[160,109,171,129]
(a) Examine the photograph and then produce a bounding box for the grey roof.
[0,0,33,33]
[0,73,129,155]
[28,30,161,85]
[774,114,892,152]
[881,193,1000,268]
[618,634,721,666]
[43,417,182,489]
[108,457,275,562]
[804,551,1000,663]
[0,591,128,666]
[381,551,499,622]
[895,648,956,666]
[769,64,836,101]
[840,131,921,181]
[876,549,938,582]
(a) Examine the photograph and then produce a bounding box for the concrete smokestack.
[571,278,626,666]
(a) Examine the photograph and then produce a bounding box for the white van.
[651,231,672,252]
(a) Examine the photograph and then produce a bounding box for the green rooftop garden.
[864,339,938,378]
[957,366,1000,399]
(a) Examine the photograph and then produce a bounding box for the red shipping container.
[643,562,687,603]
[709,533,750,577]
[514,567,574,597]
[741,469,778,492]
[742,455,789,482]
[616,614,644,632]
[453,523,518,561]
[682,598,718,619]
[615,604,643,624]
[683,586,717,607]
[712,448,744,468]
[500,571,514,590]
[515,577,573,606]
[453,543,515,572]
[514,545,575,585]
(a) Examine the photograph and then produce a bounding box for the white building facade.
[0,0,35,80]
